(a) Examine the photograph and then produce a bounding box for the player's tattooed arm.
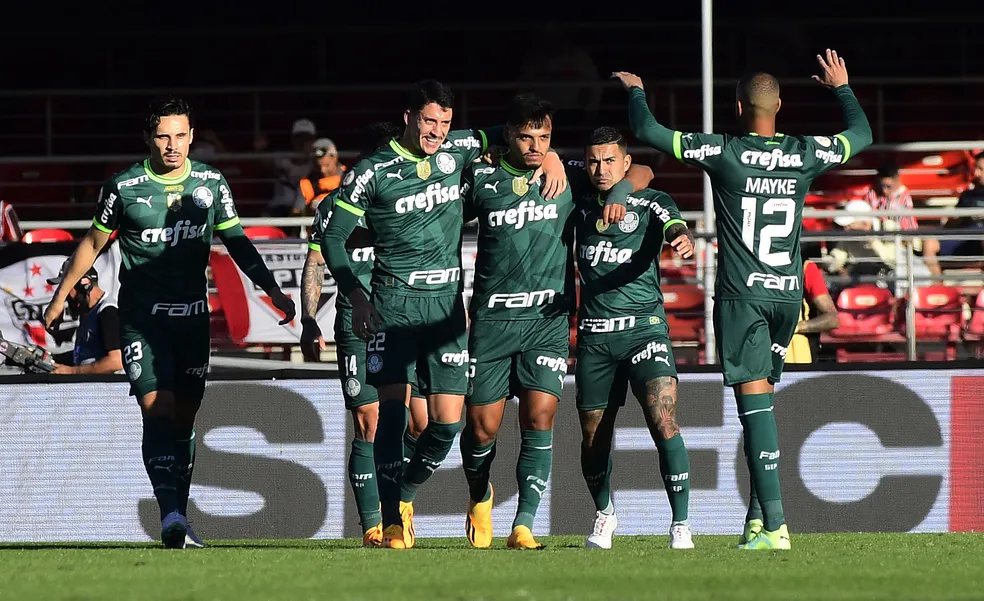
[644,376,680,440]
[796,293,841,334]
[300,251,325,320]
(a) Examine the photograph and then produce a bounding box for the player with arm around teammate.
[573,127,696,550]
[322,80,569,549]
[613,49,872,549]
[458,96,652,549]
[300,121,428,547]
[44,98,295,549]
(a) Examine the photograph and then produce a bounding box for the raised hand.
[812,49,849,89]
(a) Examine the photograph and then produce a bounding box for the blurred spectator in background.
[519,22,600,143]
[864,163,942,276]
[826,200,934,289]
[257,118,318,217]
[47,261,123,376]
[189,129,227,160]
[786,254,840,364]
[296,137,347,215]
[937,151,984,262]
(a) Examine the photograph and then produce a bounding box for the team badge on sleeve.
[342,169,355,187]
[416,161,432,180]
[345,378,362,397]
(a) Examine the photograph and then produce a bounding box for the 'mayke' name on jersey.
[575,188,685,339]
[335,130,490,297]
[672,132,852,303]
[308,191,375,312]
[464,159,585,321]
[93,158,240,314]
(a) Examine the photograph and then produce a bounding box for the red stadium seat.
[22,228,74,243]
[242,226,287,240]
[663,284,705,344]
[899,286,964,359]
[824,285,906,362]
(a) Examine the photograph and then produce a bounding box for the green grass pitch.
[2,534,982,600]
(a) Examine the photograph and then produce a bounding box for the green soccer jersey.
[463,158,587,321]
[308,193,374,312]
[93,158,241,313]
[626,85,872,304]
[575,188,685,340]
[333,129,494,297]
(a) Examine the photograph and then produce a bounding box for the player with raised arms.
[612,49,872,549]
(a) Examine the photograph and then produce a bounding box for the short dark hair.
[359,121,402,157]
[974,150,984,162]
[506,93,554,130]
[406,79,454,113]
[143,97,193,135]
[877,162,900,179]
[586,126,628,154]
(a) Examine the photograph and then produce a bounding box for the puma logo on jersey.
[580,240,633,267]
[741,149,803,171]
[136,196,153,208]
[395,183,460,214]
[140,220,206,246]
[487,200,559,229]
[386,170,405,180]
[484,181,499,193]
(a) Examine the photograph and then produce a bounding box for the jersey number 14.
[741,197,795,267]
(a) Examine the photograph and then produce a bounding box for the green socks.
[746,476,764,523]
[375,400,409,526]
[173,427,196,516]
[349,439,381,530]
[737,392,785,531]
[655,433,690,523]
[403,431,419,467]
[142,416,179,521]
[580,443,614,514]
[460,435,496,503]
[514,430,553,530]
[400,421,461,503]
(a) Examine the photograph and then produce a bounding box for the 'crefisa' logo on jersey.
[487,200,559,230]
[683,145,722,161]
[141,220,207,246]
[395,183,460,214]
[579,240,634,267]
[741,149,803,172]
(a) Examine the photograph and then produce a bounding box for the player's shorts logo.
[127,361,142,381]
[618,212,639,233]
[367,354,383,373]
[416,161,432,180]
[345,377,362,397]
[192,186,214,209]
[436,152,456,175]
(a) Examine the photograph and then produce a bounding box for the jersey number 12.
[741,197,795,267]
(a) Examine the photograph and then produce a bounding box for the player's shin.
[173,427,196,516]
[580,443,614,514]
[375,400,409,526]
[656,434,691,523]
[514,429,553,530]
[142,416,180,519]
[460,432,496,503]
[349,439,382,530]
[400,420,462,502]
[736,392,785,531]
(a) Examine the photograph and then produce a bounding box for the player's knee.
[578,410,604,448]
[139,390,175,417]
[173,396,202,430]
[407,401,428,439]
[465,406,501,446]
[351,404,379,442]
[519,391,558,431]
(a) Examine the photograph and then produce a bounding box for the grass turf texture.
[2,534,981,600]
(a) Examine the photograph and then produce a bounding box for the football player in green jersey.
[459,94,653,550]
[574,127,696,551]
[43,97,294,549]
[613,49,872,550]
[300,121,428,547]
[322,80,568,548]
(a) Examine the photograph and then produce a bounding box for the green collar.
[389,139,425,162]
[500,156,532,177]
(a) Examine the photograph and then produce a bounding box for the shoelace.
[592,513,614,536]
